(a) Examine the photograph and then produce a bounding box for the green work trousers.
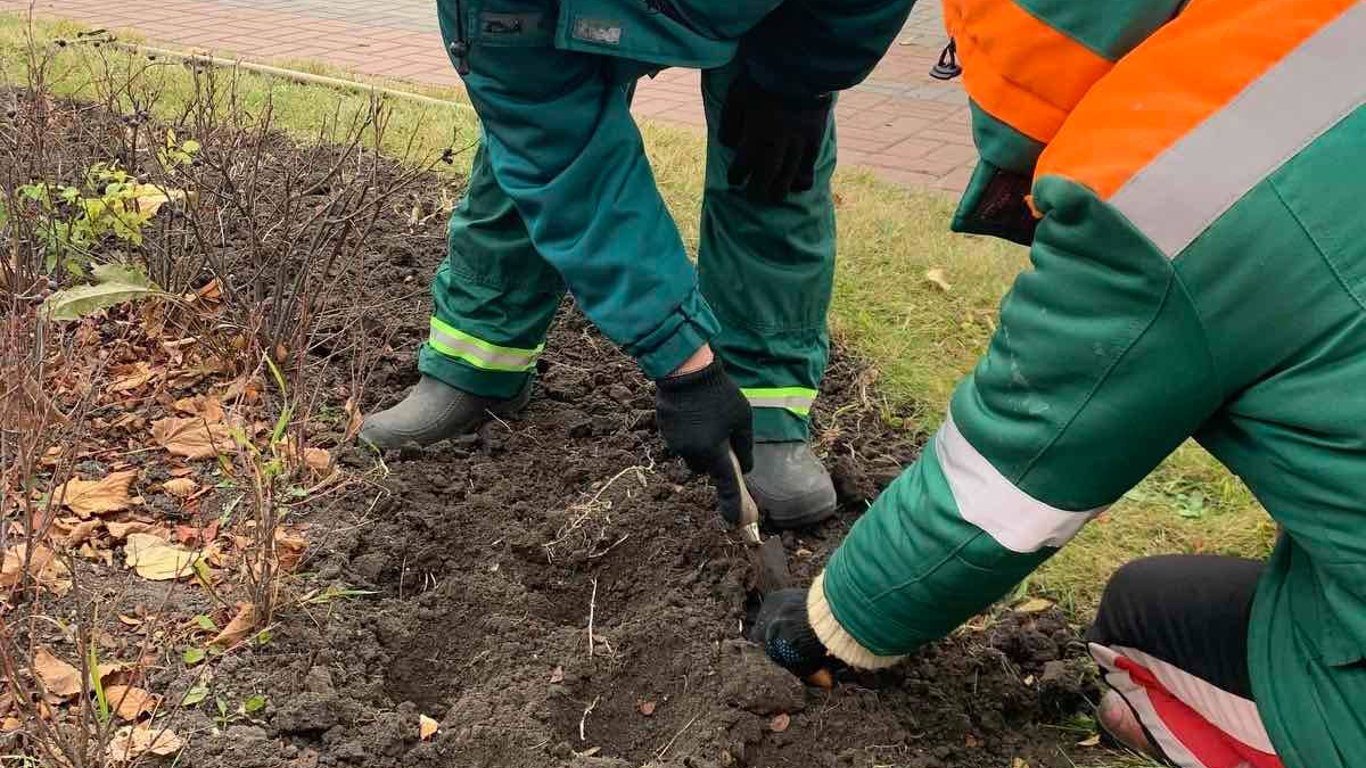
[419,56,837,441]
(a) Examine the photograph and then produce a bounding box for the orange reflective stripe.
[1036,0,1359,200]
[943,0,1112,143]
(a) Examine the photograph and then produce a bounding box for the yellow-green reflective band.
[428,318,542,373]
[742,387,817,417]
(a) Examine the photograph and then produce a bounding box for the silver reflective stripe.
[934,413,1103,553]
[430,326,534,369]
[1110,3,1366,259]
[747,396,814,410]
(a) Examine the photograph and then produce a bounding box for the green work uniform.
[420,0,913,441]
[811,2,1366,765]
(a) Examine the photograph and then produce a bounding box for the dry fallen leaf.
[33,648,82,699]
[419,714,439,741]
[108,362,155,393]
[124,533,200,581]
[63,519,104,547]
[1015,598,1055,614]
[1,544,72,596]
[106,723,183,763]
[210,603,258,648]
[638,700,657,717]
[303,447,332,474]
[1012,759,1031,768]
[106,685,159,721]
[162,478,197,498]
[549,666,564,684]
[172,395,224,423]
[55,470,138,518]
[151,417,233,459]
[770,713,791,733]
[924,268,952,292]
[1077,733,1101,747]
[275,529,308,573]
[106,521,155,540]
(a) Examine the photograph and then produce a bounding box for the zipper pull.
[449,40,470,75]
[449,0,471,75]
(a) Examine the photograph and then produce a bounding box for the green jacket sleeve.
[814,177,1225,662]
[742,0,916,98]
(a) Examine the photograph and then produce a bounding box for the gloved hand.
[720,71,834,203]
[748,587,831,678]
[655,359,754,527]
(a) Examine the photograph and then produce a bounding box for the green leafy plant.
[40,262,161,322]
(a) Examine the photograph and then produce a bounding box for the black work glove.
[720,71,834,203]
[655,360,754,527]
[748,588,831,678]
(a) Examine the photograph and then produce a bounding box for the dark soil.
[181,192,1099,767]
[10,89,1101,768]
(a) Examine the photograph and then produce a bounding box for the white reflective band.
[1111,3,1366,259]
[1113,645,1276,755]
[934,413,1102,553]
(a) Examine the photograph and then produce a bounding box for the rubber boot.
[745,441,837,529]
[358,375,532,450]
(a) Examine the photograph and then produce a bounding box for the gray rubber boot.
[358,375,532,450]
[745,441,837,529]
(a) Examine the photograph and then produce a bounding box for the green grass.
[0,12,1274,614]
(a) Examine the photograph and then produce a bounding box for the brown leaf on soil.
[172,395,224,423]
[549,666,564,684]
[162,478,197,498]
[106,685,159,721]
[55,470,138,518]
[770,713,791,733]
[419,714,439,741]
[0,370,67,432]
[63,519,104,546]
[106,723,183,763]
[924,268,952,292]
[0,717,19,732]
[151,416,233,459]
[275,529,308,573]
[303,447,332,474]
[210,603,258,648]
[33,648,82,699]
[106,521,155,540]
[0,544,73,596]
[124,533,200,581]
[638,700,656,717]
[108,362,155,393]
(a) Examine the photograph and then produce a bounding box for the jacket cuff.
[807,571,906,670]
[628,288,720,379]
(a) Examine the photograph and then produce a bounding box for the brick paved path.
[1,0,976,192]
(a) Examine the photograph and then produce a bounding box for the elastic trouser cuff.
[808,572,906,670]
[753,407,810,442]
[419,343,532,400]
[629,292,720,379]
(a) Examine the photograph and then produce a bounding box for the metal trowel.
[727,448,763,545]
[746,537,835,690]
